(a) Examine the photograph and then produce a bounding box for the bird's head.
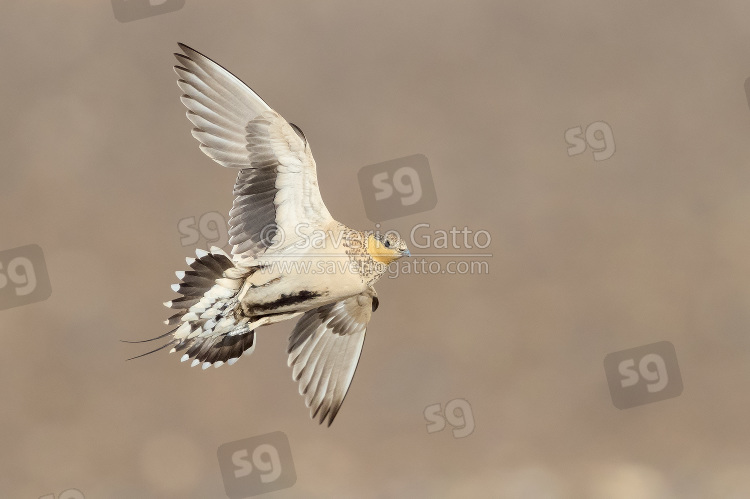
[367,232,410,265]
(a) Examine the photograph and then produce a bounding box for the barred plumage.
[126,43,410,426]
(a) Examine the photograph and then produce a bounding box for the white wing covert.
[287,289,378,426]
[174,44,334,258]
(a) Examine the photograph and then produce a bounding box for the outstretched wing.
[287,289,379,426]
[174,43,334,258]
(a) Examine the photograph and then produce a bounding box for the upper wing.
[174,43,334,258]
[287,289,379,426]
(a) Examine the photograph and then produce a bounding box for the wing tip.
[177,42,196,57]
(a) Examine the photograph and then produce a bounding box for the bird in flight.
[129,44,410,426]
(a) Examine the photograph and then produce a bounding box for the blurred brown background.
[3,1,750,497]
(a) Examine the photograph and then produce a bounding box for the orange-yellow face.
[366,233,410,265]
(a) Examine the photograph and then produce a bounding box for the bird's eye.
[384,239,391,248]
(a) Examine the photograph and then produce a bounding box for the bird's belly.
[239,255,366,316]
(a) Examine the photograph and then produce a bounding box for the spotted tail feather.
[127,247,257,369]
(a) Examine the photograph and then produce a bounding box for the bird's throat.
[367,236,401,265]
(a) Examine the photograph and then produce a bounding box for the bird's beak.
[402,248,411,257]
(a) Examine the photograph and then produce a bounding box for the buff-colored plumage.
[130,44,409,426]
